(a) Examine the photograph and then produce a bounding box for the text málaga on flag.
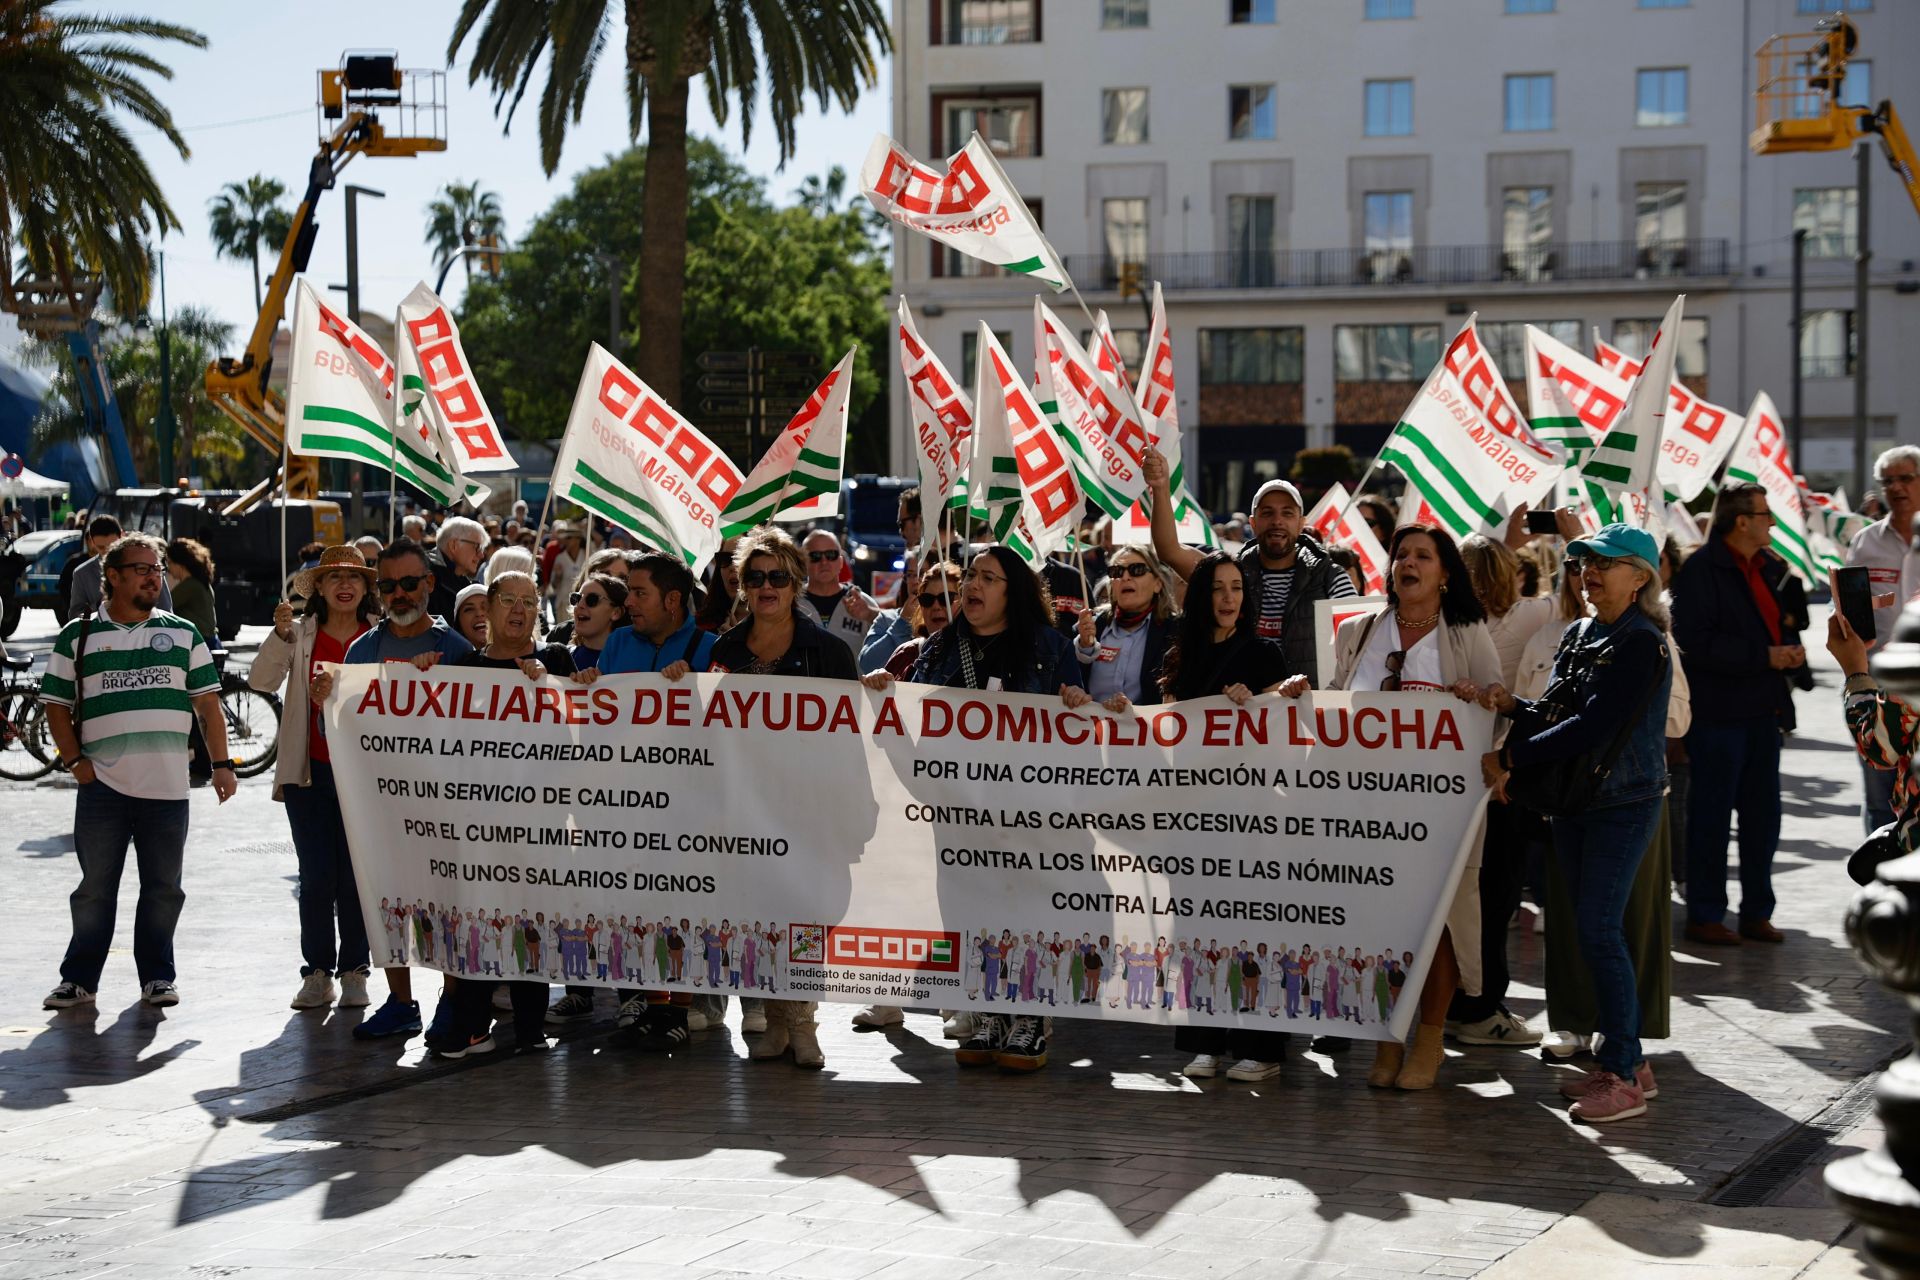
[862,132,1068,290]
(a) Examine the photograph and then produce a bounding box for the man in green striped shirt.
[40,534,235,1012]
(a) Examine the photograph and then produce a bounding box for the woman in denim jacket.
[1478,524,1672,1125]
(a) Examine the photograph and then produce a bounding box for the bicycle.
[218,662,281,779]
[0,651,56,781]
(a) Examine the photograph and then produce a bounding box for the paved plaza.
[0,607,1902,1279]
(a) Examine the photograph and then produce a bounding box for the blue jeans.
[1551,796,1663,1079]
[1862,758,1898,835]
[61,781,189,991]
[284,761,369,976]
[1684,720,1782,926]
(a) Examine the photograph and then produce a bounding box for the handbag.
[1504,622,1670,819]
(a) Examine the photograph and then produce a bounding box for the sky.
[133,2,892,338]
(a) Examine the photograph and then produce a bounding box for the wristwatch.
[210,759,237,772]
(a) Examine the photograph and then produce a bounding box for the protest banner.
[285,279,479,507]
[323,666,1493,1041]
[720,349,855,537]
[1314,596,1388,698]
[862,132,1068,290]
[551,343,744,576]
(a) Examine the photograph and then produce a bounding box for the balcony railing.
[1061,239,1733,292]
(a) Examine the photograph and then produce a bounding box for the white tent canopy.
[0,455,70,499]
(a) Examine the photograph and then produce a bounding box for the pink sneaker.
[1569,1071,1647,1123]
[1560,1062,1657,1101]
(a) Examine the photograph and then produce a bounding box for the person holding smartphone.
[1843,445,1920,833]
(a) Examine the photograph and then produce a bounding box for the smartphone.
[1831,566,1876,644]
[1525,509,1559,535]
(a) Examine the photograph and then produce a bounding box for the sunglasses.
[743,569,794,589]
[1380,649,1405,693]
[375,574,428,595]
[570,591,611,608]
[807,550,841,563]
[1112,562,1154,580]
[917,589,959,609]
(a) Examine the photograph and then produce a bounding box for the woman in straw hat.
[251,546,382,1013]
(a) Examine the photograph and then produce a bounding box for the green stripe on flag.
[796,447,837,469]
[1379,446,1471,537]
[564,483,692,566]
[1004,256,1045,276]
[1582,460,1634,485]
[300,406,456,483]
[1385,422,1499,526]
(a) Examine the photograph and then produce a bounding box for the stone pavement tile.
[860,1256,991,1280]
[1475,1193,1849,1279]
[552,1261,717,1280]
[774,1243,905,1280]
[957,1232,1082,1267]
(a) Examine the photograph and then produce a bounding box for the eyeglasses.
[496,595,540,610]
[109,561,162,577]
[1380,649,1405,693]
[570,591,611,608]
[1112,562,1154,580]
[962,569,1005,586]
[742,569,794,589]
[375,574,428,595]
[807,550,841,563]
[1571,555,1625,575]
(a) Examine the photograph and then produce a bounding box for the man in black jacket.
[1671,482,1808,946]
[1141,447,1354,685]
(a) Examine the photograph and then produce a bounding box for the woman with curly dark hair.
[164,538,219,645]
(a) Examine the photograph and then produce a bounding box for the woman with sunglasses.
[1074,545,1178,711]
[546,549,630,646]
[860,549,942,674]
[861,545,1091,1071]
[566,573,629,670]
[875,561,964,679]
[1278,524,1500,1092]
[709,527,860,1069]
[1153,551,1291,1080]
[695,537,742,633]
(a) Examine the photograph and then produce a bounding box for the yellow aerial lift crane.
[1751,16,1919,218]
[205,52,445,513]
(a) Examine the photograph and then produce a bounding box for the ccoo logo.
[821,927,960,972]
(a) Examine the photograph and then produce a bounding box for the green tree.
[206,175,294,314]
[0,2,205,313]
[448,0,890,406]
[424,179,506,286]
[456,143,890,471]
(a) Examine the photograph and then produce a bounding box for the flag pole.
[279,432,290,598]
[387,425,398,543]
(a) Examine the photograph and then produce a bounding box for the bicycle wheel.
[0,689,56,781]
[220,684,281,778]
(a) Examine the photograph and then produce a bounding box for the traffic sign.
[696,351,752,373]
[699,396,755,417]
[0,454,22,479]
[758,371,822,393]
[696,372,753,394]
[757,350,821,370]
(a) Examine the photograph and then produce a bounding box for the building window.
[1799,0,1868,11]
[1200,328,1304,384]
[941,0,1038,44]
[944,97,1039,158]
[1227,195,1277,287]
[1229,85,1277,140]
[1364,79,1413,137]
[1613,316,1709,377]
[1479,320,1581,379]
[1504,74,1554,131]
[1793,187,1858,258]
[1634,182,1687,274]
[1335,324,1441,382]
[1789,58,1869,119]
[1799,310,1854,378]
[1502,186,1553,281]
[1102,88,1149,144]
[1636,68,1688,127]
[1362,190,1413,281]
[1102,197,1149,277]
[942,201,1042,277]
[1505,0,1553,11]
[1230,0,1276,22]
[1365,0,1414,18]
[1102,0,1148,28]
[960,328,1015,390]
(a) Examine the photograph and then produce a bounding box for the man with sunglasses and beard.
[314,537,473,1042]
[800,529,878,660]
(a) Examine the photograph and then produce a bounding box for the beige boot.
[750,999,792,1060]
[1394,1023,1446,1091]
[786,1002,824,1069]
[1367,1040,1405,1089]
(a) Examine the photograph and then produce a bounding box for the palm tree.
[207,175,293,313]
[448,0,890,405]
[0,2,205,315]
[425,180,506,286]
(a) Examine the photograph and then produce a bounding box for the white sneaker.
[43,982,94,1009]
[942,1012,974,1040]
[1454,1009,1543,1046]
[545,992,595,1025]
[291,971,335,1010]
[1541,1030,1591,1060]
[740,1007,768,1034]
[686,1007,712,1032]
[338,970,371,1008]
[852,1005,905,1028]
[1182,1053,1221,1078]
[1225,1058,1283,1082]
[141,980,180,1007]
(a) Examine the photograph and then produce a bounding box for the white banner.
[861,132,1068,290]
[324,666,1492,1040]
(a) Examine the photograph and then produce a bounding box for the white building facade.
[885,0,1919,511]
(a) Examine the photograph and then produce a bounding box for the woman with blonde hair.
[1073,545,1179,709]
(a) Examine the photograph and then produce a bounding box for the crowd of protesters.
[31,442,1920,1128]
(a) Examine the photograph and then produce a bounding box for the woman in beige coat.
[1280,524,1501,1091]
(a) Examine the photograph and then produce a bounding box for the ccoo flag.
[862,132,1068,291]
[285,279,482,507]
[1580,296,1683,519]
[970,323,1080,559]
[394,282,517,493]
[1378,355,1556,543]
[720,349,855,537]
[1113,287,1214,547]
[898,299,973,553]
[552,343,744,576]
[1720,391,1819,584]
[1035,299,1153,521]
